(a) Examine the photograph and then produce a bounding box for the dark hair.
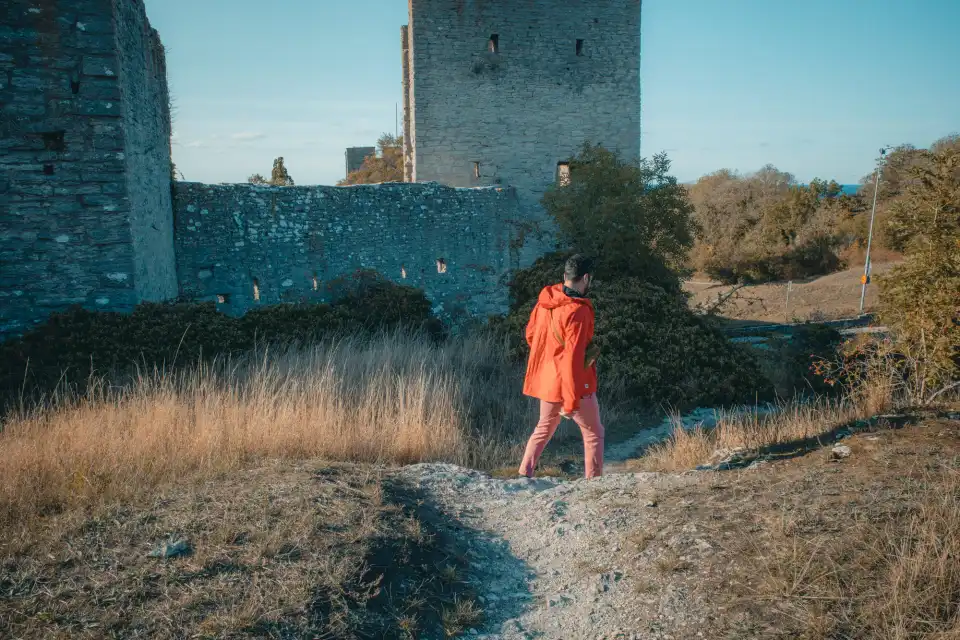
[564,254,594,282]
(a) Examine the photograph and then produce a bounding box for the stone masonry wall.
[405,0,642,263]
[0,0,175,338]
[113,0,177,302]
[174,182,521,323]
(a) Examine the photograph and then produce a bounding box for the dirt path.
[397,408,776,638]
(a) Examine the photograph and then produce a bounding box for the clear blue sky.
[144,0,960,186]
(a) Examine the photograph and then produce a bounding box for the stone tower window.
[252,278,260,302]
[473,162,481,179]
[576,39,584,56]
[488,34,499,54]
[436,258,447,274]
[557,162,571,186]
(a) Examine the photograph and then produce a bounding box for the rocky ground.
[398,411,960,639]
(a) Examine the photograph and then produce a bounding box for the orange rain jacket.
[522,284,598,413]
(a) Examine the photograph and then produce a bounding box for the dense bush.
[689,168,852,284]
[590,279,770,408]
[876,143,960,399]
[0,273,442,404]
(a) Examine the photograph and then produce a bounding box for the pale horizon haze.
[143,0,960,186]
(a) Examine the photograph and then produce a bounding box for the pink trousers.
[518,394,604,479]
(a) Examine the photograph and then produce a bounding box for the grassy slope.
[614,411,960,638]
[0,462,481,639]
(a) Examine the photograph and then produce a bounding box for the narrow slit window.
[252,278,260,302]
[576,39,584,56]
[473,162,481,179]
[401,265,407,279]
[557,162,571,186]
[436,259,447,274]
[488,34,499,54]
[312,273,319,291]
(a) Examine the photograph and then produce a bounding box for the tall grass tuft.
[0,331,534,525]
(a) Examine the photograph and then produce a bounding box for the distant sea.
[798,184,861,195]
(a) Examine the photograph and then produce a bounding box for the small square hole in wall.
[473,162,481,179]
[576,39,584,56]
[216,293,230,304]
[252,278,260,302]
[436,258,447,274]
[70,79,80,94]
[488,34,499,54]
[43,164,54,175]
[41,131,65,151]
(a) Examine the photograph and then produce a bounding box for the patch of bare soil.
[684,261,901,323]
[0,462,482,639]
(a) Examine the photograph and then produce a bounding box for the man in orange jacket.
[519,254,604,479]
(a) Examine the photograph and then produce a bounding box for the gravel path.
[397,463,712,639]
[396,408,782,638]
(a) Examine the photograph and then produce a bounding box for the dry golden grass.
[753,429,960,638]
[613,414,960,638]
[636,396,872,472]
[0,332,535,526]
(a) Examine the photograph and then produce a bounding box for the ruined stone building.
[344,146,375,177]
[1,0,641,339]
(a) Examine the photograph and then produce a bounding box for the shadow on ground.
[382,476,535,638]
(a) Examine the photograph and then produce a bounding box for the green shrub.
[591,279,770,408]
[876,143,960,401]
[0,275,442,405]
[541,144,695,293]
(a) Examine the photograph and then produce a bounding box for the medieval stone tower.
[401,0,642,209]
[0,0,176,336]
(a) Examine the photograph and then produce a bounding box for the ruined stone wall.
[405,0,642,262]
[173,182,520,322]
[0,0,175,338]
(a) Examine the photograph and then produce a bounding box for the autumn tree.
[688,166,848,283]
[338,134,404,185]
[247,173,268,185]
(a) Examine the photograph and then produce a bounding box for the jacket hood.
[537,283,592,310]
